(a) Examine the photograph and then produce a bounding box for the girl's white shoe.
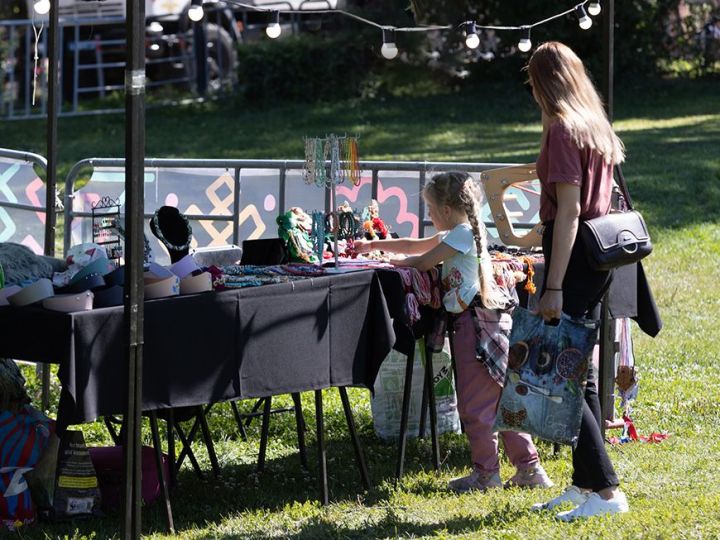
[530,485,588,511]
[556,491,629,521]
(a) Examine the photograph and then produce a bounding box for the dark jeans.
[542,221,619,491]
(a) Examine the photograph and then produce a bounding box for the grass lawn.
[3,76,720,539]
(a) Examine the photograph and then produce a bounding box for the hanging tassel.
[405,293,421,324]
[412,268,432,305]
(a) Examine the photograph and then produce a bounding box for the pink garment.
[536,121,614,222]
[452,310,539,473]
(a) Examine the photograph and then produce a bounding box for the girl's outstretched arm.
[354,233,442,256]
[391,242,458,272]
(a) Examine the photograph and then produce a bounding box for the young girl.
[527,42,629,520]
[354,171,552,492]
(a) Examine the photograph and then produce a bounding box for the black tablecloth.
[0,270,395,428]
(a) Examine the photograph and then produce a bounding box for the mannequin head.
[149,206,193,263]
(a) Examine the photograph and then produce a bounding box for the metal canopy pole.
[44,1,58,256]
[599,0,616,435]
[602,0,615,122]
[41,0,61,413]
[122,0,146,537]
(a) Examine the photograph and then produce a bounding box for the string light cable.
[30,8,45,106]
[206,0,601,55]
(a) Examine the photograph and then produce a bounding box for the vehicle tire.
[204,23,238,93]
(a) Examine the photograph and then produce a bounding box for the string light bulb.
[575,5,592,30]
[266,11,281,39]
[33,0,51,15]
[188,0,204,22]
[518,26,532,52]
[588,2,602,16]
[465,21,480,49]
[381,28,398,60]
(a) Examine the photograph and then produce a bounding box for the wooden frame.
[482,163,543,248]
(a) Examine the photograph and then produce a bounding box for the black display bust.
[149,206,193,263]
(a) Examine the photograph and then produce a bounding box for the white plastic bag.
[371,339,461,441]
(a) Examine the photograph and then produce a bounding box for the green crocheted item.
[277,210,319,264]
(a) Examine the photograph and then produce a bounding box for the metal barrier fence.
[62,158,541,264]
[0,150,541,262]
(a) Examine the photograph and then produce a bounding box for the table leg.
[339,387,371,490]
[395,340,416,484]
[174,422,204,479]
[245,397,266,428]
[421,340,440,470]
[291,393,308,470]
[257,396,273,473]
[149,411,175,534]
[166,409,176,488]
[104,416,122,446]
[41,364,50,412]
[447,327,464,434]
[315,389,328,505]
[230,401,249,441]
[198,406,220,478]
[418,372,428,439]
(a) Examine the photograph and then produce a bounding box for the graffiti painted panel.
[237,169,284,241]
[67,164,541,263]
[0,158,46,254]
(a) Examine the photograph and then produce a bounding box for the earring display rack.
[91,196,123,265]
[303,134,361,268]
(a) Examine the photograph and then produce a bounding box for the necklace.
[151,210,192,252]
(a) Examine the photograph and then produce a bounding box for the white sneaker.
[556,491,629,521]
[531,485,588,512]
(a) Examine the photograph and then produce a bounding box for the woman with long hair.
[526,41,629,520]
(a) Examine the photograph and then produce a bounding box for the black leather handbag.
[580,165,652,271]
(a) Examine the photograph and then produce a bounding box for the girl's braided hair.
[424,171,505,310]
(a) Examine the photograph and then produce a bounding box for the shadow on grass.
[206,507,530,540]
[20,426,541,538]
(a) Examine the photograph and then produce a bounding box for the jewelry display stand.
[91,196,122,267]
[303,135,361,268]
[150,206,193,264]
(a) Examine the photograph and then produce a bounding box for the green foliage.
[233,1,718,104]
[396,1,718,81]
[0,0,25,19]
[235,33,377,103]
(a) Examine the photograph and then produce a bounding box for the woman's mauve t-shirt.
[536,121,613,223]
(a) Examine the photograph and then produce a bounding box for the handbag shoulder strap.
[614,164,634,211]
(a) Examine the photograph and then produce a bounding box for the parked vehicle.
[22,0,342,99]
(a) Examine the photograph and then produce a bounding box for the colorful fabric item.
[471,305,514,386]
[52,243,110,288]
[608,415,669,445]
[615,317,638,413]
[393,267,441,324]
[0,405,54,530]
[493,307,598,445]
[440,224,479,313]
